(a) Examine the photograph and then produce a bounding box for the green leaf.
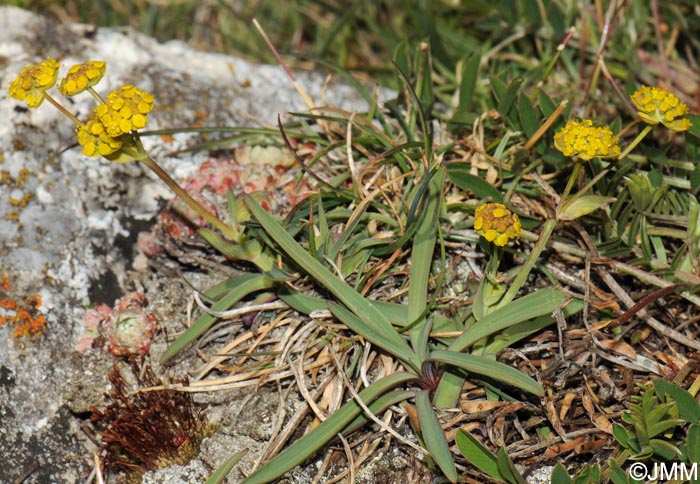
[607,460,631,484]
[407,167,444,361]
[341,390,415,436]
[479,300,583,355]
[160,274,276,364]
[329,303,418,371]
[198,228,273,271]
[430,350,544,396]
[416,390,458,482]
[557,195,617,221]
[551,463,573,484]
[496,447,525,484]
[686,423,700,463]
[649,438,681,460]
[498,79,521,126]
[448,288,565,352]
[518,93,540,139]
[447,164,503,202]
[653,379,700,423]
[206,449,248,484]
[456,430,503,481]
[458,52,481,114]
[242,372,416,484]
[612,423,631,448]
[245,195,420,372]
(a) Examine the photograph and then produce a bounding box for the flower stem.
[87,87,106,105]
[44,93,82,126]
[498,218,557,308]
[559,160,582,204]
[618,124,652,161]
[139,155,237,240]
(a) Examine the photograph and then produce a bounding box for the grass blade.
[245,195,420,372]
[455,429,502,481]
[416,389,458,483]
[407,167,444,361]
[243,372,416,484]
[206,449,248,484]
[329,302,416,371]
[430,349,544,396]
[448,287,564,352]
[160,273,275,364]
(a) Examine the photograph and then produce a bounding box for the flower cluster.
[58,60,106,96]
[474,203,522,247]
[630,85,691,132]
[96,84,154,137]
[553,119,621,160]
[8,57,154,158]
[8,57,60,108]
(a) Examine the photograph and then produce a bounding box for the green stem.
[498,218,557,309]
[44,93,82,126]
[87,86,106,105]
[559,160,582,204]
[139,155,237,240]
[618,124,652,161]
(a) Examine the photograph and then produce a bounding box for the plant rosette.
[77,292,157,356]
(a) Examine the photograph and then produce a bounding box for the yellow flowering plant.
[473,203,522,247]
[7,57,273,272]
[618,85,693,160]
[472,202,522,319]
[630,85,691,132]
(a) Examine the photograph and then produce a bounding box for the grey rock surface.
[0,6,400,483]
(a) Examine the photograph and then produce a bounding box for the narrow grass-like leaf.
[243,372,416,484]
[447,164,503,202]
[341,390,415,435]
[458,53,481,114]
[416,389,458,483]
[278,289,409,325]
[479,299,583,355]
[407,167,444,361]
[206,449,248,484]
[456,429,502,481]
[160,273,276,364]
[430,350,544,396]
[448,287,564,352]
[330,303,416,371]
[245,195,420,372]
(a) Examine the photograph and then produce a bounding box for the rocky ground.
[0,7,421,483]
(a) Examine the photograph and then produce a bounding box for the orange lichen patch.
[0,274,47,338]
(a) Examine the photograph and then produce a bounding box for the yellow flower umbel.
[8,57,60,108]
[553,119,621,160]
[474,203,522,247]
[76,113,123,157]
[74,85,154,159]
[630,85,691,132]
[58,60,106,96]
[95,84,155,138]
